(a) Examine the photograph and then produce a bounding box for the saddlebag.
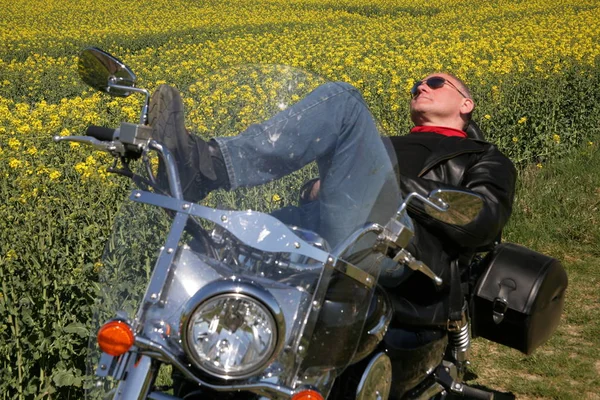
[470,243,568,355]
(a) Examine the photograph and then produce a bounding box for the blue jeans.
[214,82,412,251]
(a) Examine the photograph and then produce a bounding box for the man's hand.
[299,178,320,204]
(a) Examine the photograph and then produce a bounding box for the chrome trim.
[138,211,189,308]
[412,382,445,400]
[53,135,125,155]
[135,337,295,399]
[289,258,335,387]
[113,354,156,400]
[332,223,383,258]
[95,352,116,378]
[331,258,376,289]
[381,218,414,249]
[108,83,150,124]
[356,352,392,400]
[351,286,392,364]
[367,289,393,341]
[393,248,443,286]
[426,188,484,226]
[115,122,151,147]
[180,279,286,380]
[147,140,183,200]
[396,192,448,218]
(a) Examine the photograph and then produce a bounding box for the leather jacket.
[389,135,517,287]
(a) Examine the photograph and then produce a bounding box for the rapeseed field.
[1,0,599,398]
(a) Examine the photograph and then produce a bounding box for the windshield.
[86,65,400,398]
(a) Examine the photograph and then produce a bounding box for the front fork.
[112,353,158,400]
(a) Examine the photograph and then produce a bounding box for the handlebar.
[54,122,151,158]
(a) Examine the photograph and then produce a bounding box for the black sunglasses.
[410,76,467,98]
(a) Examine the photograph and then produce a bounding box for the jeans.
[214,82,412,254]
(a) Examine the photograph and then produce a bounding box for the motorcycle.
[56,48,568,400]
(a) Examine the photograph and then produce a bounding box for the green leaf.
[52,368,75,387]
[63,322,89,338]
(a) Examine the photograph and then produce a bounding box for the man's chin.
[410,105,432,122]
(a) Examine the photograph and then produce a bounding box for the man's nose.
[412,82,429,98]
[417,82,431,93]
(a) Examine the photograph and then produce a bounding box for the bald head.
[409,73,475,130]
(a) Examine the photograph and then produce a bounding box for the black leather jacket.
[389,134,517,289]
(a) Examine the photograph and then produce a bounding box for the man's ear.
[460,98,475,116]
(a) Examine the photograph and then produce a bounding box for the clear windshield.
[86,66,400,398]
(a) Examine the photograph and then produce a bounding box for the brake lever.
[393,248,443,286]
[53,135,126,155]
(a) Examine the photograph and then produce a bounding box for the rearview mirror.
[425,189,483,226]
[78,47,137,97]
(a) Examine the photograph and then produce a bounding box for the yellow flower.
[9,158,22,169]
[517,117,527,124]
[93,261,104,273]
[553,134,560,144]
[272,193,282,202]
[74,162,88,174]
[8,137,21,149]
[5,249,17,260]
[16,124,31,135]
[49,171,61,180]
[484,114,491,120]
[536,163,543,169]
[26,146,38,155]
[512,137,518,143]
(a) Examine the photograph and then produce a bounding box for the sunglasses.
[410,76,467,98]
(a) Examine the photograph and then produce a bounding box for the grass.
[467,141,600,399]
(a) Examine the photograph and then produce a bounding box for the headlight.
[183,293,277,378]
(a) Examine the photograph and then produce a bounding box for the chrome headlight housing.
[181,280,282,379]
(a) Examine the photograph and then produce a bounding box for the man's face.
[409,73,472,127]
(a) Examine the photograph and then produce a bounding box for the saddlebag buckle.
[492,297,509,324]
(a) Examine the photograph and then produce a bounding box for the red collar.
[410,125,467,138]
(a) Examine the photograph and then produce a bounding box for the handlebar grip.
[86,125,116,141]
[461,385,494,400]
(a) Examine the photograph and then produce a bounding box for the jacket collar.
[410,125,468,138]
[418,136,487,177]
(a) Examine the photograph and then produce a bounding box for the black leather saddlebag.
[470,243,568,355]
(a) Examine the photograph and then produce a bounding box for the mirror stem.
[396,192,448,217]
[108,83,151,124]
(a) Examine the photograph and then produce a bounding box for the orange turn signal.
[291,389,324,400]
[97,320,135,356]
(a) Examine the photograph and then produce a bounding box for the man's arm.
[400,145,517,249]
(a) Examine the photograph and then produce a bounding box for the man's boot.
[148,84,229,201]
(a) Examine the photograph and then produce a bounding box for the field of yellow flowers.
[1,0,600,398]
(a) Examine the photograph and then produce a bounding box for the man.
[150,72,516,306]
[381,74,516,328]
